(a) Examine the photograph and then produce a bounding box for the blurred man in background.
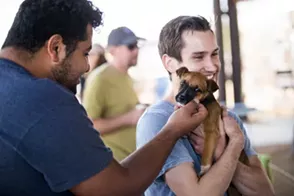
[83,26,146,161]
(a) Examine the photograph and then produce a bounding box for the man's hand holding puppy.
[189,110,274,196]
[190,109,244,161]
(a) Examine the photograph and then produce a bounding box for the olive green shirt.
[83,64,138,161]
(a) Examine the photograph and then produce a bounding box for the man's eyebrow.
[213,48,219,53]
[192,51,207,55]
[192,48,219,55]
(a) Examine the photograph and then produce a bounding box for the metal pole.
[228,0,242,104]
[213,0,227,104]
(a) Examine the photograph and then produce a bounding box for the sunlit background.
[1,0,294,194]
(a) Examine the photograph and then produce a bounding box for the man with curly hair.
[0,1,208,195]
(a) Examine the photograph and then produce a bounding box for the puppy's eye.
[194,87,202,93]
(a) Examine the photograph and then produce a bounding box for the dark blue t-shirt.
[0,59,113,195]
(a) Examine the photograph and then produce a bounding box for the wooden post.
[228,0,242,104]
[213,0,226,104]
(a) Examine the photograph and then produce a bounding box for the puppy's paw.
[199,164,211,176]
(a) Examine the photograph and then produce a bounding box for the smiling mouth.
[206,74,215,80]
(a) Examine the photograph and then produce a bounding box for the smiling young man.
[136,15,275,196]
[0,2,209,196]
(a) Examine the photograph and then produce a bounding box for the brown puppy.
[175,67,248,196]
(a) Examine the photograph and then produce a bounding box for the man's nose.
[133,47,139,55]
[85,59,90,73]
[204,57,218,72]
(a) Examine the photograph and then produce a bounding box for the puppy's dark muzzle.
[176,93,192,105]
[175,81,201,105]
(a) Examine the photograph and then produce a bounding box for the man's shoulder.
[0,59,77,107]
[26,79,78,107]
[144,100,174,117]
[138,100,174,127]
[86,64,112,82]
[137,101,174,140]
[0,63,82,147]
[2,76,79,120]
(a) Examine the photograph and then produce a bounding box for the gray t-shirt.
[136,100,256,196]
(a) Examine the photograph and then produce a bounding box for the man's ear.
[162,54,181,74]
[176,67,189,78]
[207,80,219,93]
[46,34,66,63]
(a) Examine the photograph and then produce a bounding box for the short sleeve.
[82,73,105,119]
[228,111,256,156]
[16,103,113,192]
[136,112,193,181]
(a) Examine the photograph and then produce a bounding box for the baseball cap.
[107,26,145,46]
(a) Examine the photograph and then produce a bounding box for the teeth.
[206,75,214,80]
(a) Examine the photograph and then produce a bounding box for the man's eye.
[212,52,219,56]
[193,56,204,60]
[85,53,89,57]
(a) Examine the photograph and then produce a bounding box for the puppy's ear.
[176,67,189,77]
[207,80,219,93]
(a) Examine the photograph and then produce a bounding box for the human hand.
[164,101,208,139]
[222,111,244,148]
[127,107,146,125]
[189,114,226,161]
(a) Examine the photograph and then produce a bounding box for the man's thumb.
[182,100,198,113]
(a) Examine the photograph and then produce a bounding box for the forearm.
[92,114,130,135]
[232,161,275,196]
[120,127,178,195]
[197,141,243,195]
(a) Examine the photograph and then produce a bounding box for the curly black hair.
[2,0,103,56]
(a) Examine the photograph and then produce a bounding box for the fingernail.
[194,99,199,104]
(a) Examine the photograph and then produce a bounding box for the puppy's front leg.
[200,124,219,176]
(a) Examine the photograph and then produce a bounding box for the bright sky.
[1,0,294,46]
[91,0,214,45]
[0,0,214,46]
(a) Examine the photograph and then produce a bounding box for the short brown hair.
[158,16,212,62]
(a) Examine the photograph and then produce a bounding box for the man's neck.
[164,91,176,105]
[163,77,179,105]
[110,59,129,74]
[0,47,30,67]
[0,47,49,78]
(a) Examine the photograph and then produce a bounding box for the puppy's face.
[175,67,219,106]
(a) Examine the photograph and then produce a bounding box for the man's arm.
[91,107,145,135]
[82,73,145,135]
[71,102,207,196]
[71,127,178,196]
[188,110,275,196]
[229,112,275,196]
[165,138,243,196]
[231,156,275,196]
